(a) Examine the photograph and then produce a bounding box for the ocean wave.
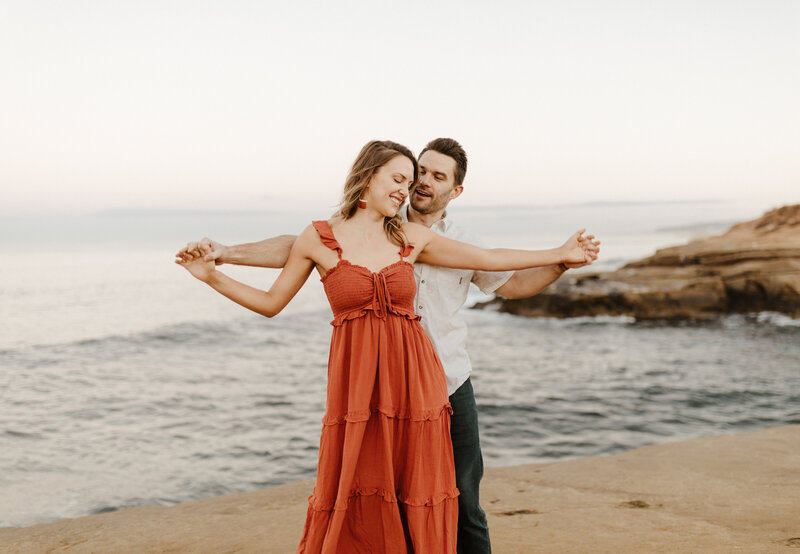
[0,318,248,356]
[754,311,800,327]
[0,308,336,357]
[511,314,637,327]
[469,309,800,330]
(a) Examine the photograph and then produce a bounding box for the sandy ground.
[2,425,798,553]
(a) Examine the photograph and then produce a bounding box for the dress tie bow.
[371,272,393,319]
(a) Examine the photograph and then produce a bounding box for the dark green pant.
[449,378,491,554]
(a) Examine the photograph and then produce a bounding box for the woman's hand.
[175,243,216,282]
[175,237,229,266]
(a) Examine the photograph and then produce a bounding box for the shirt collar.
[402,206,451,232]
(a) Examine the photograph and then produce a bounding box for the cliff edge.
[476,204,800,320]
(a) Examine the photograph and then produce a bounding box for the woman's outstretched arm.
[175,225,318,317]
[408,223,594,271]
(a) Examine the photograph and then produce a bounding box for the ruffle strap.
[398,228,414,259]
[398,243,414,259]
[312,220,342,259]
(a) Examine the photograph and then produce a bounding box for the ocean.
[1,199,799,528]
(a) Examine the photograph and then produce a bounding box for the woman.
[177,140,594,553]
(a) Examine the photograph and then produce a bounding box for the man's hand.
[175,237,230,266]
[564,234,601,269]
[559,229,597,265]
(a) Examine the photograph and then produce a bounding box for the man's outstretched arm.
[219,235,297,268]
[177,235,297,268]
[493,234,600,299]
[494,264,567,299]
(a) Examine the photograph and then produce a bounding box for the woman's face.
[364,155,414,217]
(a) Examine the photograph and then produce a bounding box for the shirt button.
[421,280,425,284]
[418,305,423,310]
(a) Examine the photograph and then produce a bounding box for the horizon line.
[0,198,749,218]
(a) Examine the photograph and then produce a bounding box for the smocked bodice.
[321,259,420,326]
[312,220,419,326]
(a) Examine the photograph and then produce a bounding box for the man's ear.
[450,185,464,200]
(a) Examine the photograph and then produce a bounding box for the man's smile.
[414,187,433,199]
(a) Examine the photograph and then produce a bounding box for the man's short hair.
[419,137,468,187]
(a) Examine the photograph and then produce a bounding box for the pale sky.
[1,0,798,214]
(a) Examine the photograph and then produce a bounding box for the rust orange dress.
[297,221,458,554]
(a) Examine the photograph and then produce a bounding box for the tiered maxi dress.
[297,221,458,554]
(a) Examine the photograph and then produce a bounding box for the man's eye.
[435,175,443,181]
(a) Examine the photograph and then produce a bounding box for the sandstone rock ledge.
[477,204,800,320]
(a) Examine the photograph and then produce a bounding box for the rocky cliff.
[476,204,800,320]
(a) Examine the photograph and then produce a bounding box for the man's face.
[409,150,463,214]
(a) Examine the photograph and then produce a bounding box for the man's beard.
[410,185,449,215]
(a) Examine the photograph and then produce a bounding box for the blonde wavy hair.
[337,140,418,248]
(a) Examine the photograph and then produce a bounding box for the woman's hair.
[337,140,418,248]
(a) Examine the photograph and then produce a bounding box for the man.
[178,138,598,553]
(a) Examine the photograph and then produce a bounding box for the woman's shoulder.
[289,224,315,252]
[297,221,330,247]
[400,221,431,236]
[400,221,437,253]
[305,215,342,235]
[300,217,345,253]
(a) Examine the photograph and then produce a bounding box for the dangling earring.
[358,199,367,209]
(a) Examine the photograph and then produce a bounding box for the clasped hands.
[174,238,226,282]
[562,229,601,269]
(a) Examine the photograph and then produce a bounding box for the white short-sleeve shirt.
[403,208,513,395]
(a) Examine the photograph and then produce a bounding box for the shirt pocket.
[434,268,472,305]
